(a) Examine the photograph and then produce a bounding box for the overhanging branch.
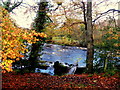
[93,9,120,22]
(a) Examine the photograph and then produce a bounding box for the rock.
[75,67,86,74]
[53,61,70,76]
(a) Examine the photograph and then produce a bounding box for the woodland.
[0,0,120,89]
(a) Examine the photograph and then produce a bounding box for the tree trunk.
[86,0,94,73]
[28,2,47,72]
[82,1,87,47]
[118,1,120,27]
[104,58,108,72]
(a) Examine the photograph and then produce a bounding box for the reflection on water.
[39,43,87,67]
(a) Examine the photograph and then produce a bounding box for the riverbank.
[2,72,120,89]
[46,40,87,49]
[44,43,87,50]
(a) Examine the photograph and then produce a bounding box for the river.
[35,43,119,75]
[39,43,87,67]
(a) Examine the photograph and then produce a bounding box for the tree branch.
[10,0,23,12]
[70,21,85,26]
[93,9,120,22]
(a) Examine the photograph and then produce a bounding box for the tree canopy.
[0,6,47,73]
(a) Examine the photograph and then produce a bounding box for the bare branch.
[1,0,6,5]
[10,0,23,12]
[93,9,120,22]
[61,5,69,20]
[70,21,85,26]
[93,0,109,7]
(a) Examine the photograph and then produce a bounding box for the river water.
[36,43,119,75]
[39,43,87,67]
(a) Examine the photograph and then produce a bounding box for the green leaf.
[10,30,14,32]
[20,39,24,42]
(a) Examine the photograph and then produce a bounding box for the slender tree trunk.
[118,1,120,27]
[82,2,87,47]
[28,2,47,72]
[104,58,108,72]
[82,2,87,31]
[86,0,94,73]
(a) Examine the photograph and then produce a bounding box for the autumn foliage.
[2,72,120,89]
[0,6,47,73]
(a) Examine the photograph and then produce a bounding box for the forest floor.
[2,72,120,89]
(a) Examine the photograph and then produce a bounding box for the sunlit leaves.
[45,18,86,46]
[0,6,47,73]
[103,27,120,48]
